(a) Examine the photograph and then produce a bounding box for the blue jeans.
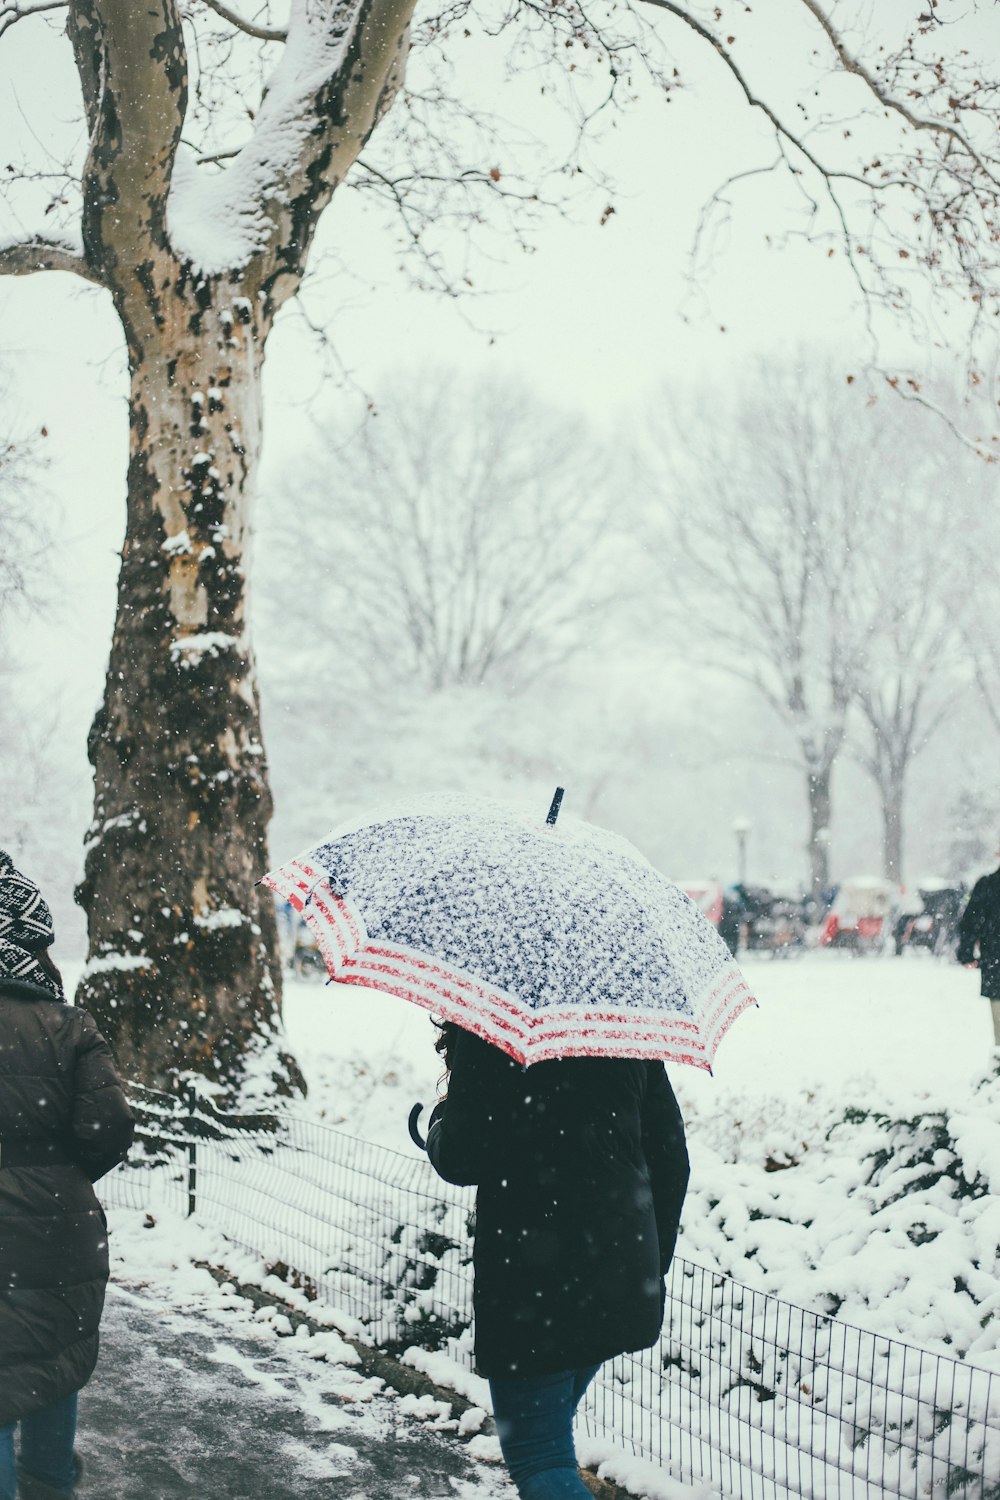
[489,1365,600,1499]
[0,1392,78,1500]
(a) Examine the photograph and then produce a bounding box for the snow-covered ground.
[278,949,995,1149]
[91,1221,517,1500]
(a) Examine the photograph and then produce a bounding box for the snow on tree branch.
[168,0,415,291]
[0,235,98,281]
[0,0,65,39]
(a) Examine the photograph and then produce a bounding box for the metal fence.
[101,1085,1000,1500]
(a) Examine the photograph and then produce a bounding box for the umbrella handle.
[408,1102,427,1151]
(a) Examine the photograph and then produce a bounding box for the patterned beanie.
[0,850,61,997]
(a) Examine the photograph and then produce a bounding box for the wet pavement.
[77,1281,512,1500]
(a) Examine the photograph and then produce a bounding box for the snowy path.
[77,1280,511,1500]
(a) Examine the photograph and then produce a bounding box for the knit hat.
[0,850,61,997]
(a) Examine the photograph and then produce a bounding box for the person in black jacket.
[0,852,134,1500]
[957,853,1000,1047]
[426,1021,689,1500]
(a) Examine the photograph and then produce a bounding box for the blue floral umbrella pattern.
[262,792,756,1071]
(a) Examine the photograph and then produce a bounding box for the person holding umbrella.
[424,1020,689,1500]
[263,789,754,1499]
[0,851,134,1500]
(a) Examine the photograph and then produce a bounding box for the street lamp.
[732,817,751,886]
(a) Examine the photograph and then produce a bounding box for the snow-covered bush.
[679,1061,1000,1370]
[384,1205,474,1353]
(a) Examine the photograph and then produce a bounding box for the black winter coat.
[426,1028,689,1378]
[958,869,1000,999]
[0,978,134,1425]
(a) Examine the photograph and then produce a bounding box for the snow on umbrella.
[262,790,756,1071]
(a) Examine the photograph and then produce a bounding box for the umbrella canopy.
[262,793,755,1071]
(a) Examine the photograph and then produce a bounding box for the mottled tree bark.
[74,267,303,1093]
[43,0,414,1096]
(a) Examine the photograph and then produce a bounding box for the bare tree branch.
[198,0,286,43]
[641,0,837,177]
[639,0,1000,418]
[0,236,100,282]
[798,0,1000,189]
[973,654,1000,741]
[871,373,1000,463]
[0,0,66,39]
[645,0,999,192]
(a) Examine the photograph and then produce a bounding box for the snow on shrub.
[678,1061,1000,1370]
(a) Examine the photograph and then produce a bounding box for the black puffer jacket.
[0,977,134,1425]
[427,1028,689,1378]
[958,869,1000,1000]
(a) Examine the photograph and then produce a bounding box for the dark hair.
[35,947,62,984]
[35,947,65,996]
[433,1018,462,1096]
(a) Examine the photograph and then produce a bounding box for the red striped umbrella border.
[264,857,755,1072]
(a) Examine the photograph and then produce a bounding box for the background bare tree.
[0,1,998,1093]
[961,493,1000,744]
[0,384,64,862]
[641,361,895,895]
[848,435,982,882]
[269,372,618,694]
[946,786,1000,884]
[0,396,47,635]
[643,363,998,891]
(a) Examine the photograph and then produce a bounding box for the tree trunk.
[75,282,302,1099]
[880,769,905,884]
[806,763,833,898]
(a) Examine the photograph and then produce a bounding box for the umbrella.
[262,790,756,1072]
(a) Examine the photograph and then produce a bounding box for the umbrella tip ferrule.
[545,786,565,826]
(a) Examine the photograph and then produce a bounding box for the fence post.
[183,1083,198,1218]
